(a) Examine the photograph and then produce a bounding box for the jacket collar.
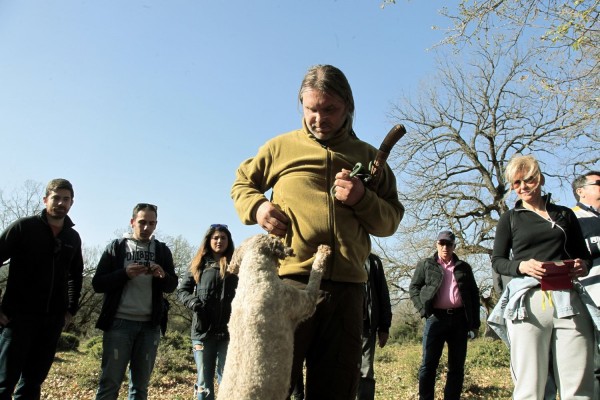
[40,209,75,229]
[577,201,600,217]
[301,118,353,147]
[514,193,552,211]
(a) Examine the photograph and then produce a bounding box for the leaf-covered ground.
[42,336,513,399]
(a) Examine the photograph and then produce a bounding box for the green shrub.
[57,332,80,351]
[82,335,104,358]
[467,338,510,369]
[389,321,422,344]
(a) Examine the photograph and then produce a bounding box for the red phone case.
[540,260,574,291]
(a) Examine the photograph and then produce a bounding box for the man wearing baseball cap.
[409,231,480,400]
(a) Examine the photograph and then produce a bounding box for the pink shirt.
[433,257,464,309]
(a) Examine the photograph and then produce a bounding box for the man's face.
[302,89,348,141]
[436,240,455,261]
[43,189,73,219]
[131,209,157,242]
[578,174,600,208]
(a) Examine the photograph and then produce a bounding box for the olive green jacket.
[231,122,404,283]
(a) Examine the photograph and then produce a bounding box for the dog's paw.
[312,245,331,272]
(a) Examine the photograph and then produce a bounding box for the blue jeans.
[192,337,229,400]
[0,313,64,400]
[95,319,160,400]
[418,311,468,400]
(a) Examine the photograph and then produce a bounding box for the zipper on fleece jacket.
[325,143,336,279]
[47,228,57,314]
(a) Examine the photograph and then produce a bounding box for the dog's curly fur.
[217,234,330,400]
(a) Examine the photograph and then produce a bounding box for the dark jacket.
[93,238,178,331]
[363,254,392,337]
[0,210,83,317]
[177,258,238,341]
[492,195,592,277]
[409,253,480,330]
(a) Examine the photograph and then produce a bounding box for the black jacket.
[93,238,178,331]
[409,253,480,330]
[0,210,83,317]
[363,254,392,336]
[492,195,592,277]
[177,258,238,341]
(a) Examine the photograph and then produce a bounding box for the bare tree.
[386,36,597,304]
[160,234,195,332]
[0,180,43,231]
[68,244,104,337]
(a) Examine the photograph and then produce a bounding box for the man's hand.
[126,262,150,279]
[256,201,289,237]
[378,331,389,348]
[333,169,365,206]
[64,311,73,328]
[148,263,166,279]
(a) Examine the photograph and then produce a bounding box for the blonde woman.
[491,154,594,399]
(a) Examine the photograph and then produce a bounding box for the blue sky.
[0,1,448,249]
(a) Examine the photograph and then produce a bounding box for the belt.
[433,307,464,315]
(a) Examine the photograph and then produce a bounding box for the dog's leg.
[305,244,330,295]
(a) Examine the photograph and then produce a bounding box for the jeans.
[418,311,468,400]
[192,337,229,400]
[95,319,160,400]
[0,313,64,400]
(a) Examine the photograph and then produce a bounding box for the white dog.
[217,234,330,400]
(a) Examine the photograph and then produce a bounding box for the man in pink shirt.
[409,231,480,400]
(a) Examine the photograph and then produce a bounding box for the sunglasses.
[511,176,536,189]
[437,241,454,247]
[210,224,228,230]
[582,180,600,187]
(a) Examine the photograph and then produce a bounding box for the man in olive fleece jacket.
[231,64,404,400]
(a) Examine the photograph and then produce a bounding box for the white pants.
[507,288,594,400]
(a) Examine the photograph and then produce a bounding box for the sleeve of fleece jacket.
[351,164,404,237]
[492,210,522,277]
[67,234,84,315]
[231,141,278,225]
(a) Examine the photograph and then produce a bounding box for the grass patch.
[42,335,513,399]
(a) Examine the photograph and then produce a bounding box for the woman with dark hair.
[489,154,594,399]
[177,224,238,400]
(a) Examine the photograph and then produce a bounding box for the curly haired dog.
[217,234,330,400]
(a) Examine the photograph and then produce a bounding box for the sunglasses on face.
[582,180,600,187]
[437,241,454,247]
[512,176,536,189]
[210,224,228,230]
